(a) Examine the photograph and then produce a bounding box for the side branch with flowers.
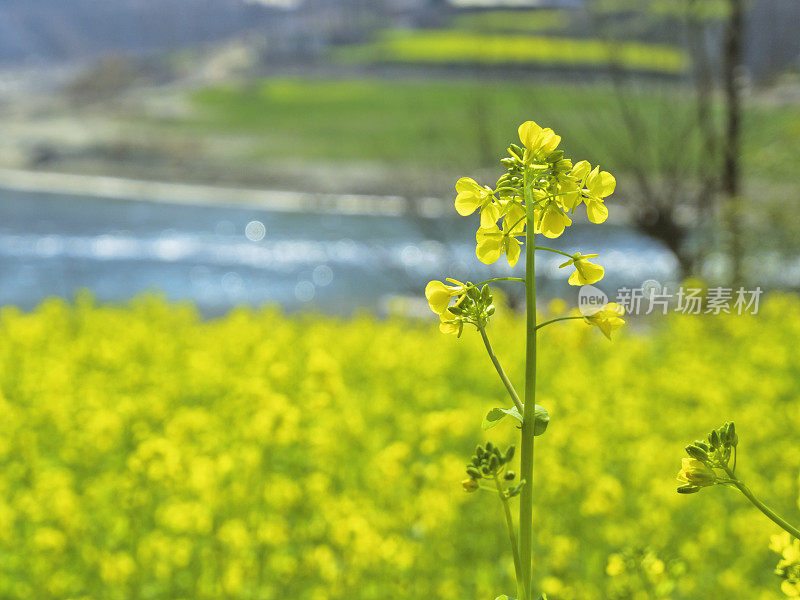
[676,422,800,598]
[425,121,625,600]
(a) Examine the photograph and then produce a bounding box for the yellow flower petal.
[587,168,616,198]
[478,202,501,228]
[504,237,521,267]
[571,160,591,182]
[425,281,452,315]
[438,320,460,335]
[518,120,560,155]
[475,228,503,264]
[518,121,544,150]
[586,200,609,224]
[567,260,604,286]
[584,302,626,340]
[782,581,800,597]
[540,205,572,238]
[454,177,488,216]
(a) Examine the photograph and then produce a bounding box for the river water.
[0,187,678,315]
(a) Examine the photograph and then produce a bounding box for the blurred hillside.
[0,0,276,63]
[1,0,799,81]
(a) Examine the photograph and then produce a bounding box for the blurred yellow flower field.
[0,293,798,599]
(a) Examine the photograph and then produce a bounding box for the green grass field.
[186,78,800,184]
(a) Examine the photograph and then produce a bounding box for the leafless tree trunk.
[722,0,745,283]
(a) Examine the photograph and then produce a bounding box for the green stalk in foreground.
[424,120,623,600]
[518,170,537,599]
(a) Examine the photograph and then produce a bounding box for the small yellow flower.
[782,580,800,597]
[475,224,522,267]
[771,532,794,555]
[559,253,605,286]
[676,458,717,487]
[454,177,500,228]
[535,203,573,239]
[584,302,626,340]
[772,532,800,563]
[572,161,615,224]
[462,478,479,492]
[425,279,465,316]
[518,121,561,159]
[439,312,464,335]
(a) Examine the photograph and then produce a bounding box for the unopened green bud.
[504,446,515,462]
[685,445,708,462]
[471,456,481,467]
[466,467,481,479]
[504,471,515,480]
[485,441,494,452]
[677,484,700,494]
[476,445,485,459]
[488,455,499,470]
[726,422,737,447]
[709,430,721,449]
[508,144,524,159]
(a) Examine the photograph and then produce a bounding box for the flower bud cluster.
[677,421,737,494]
[462,442,524,498]
[443,284,495,335]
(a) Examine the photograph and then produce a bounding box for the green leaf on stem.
[482,407,522,430]
[482,405,549,435]
[533,404,549,436]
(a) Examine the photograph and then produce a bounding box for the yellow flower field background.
[0,293,798,600]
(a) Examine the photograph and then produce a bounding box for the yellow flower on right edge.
[771,532,800,598]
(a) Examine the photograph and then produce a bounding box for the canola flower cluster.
[427,121,623,338]
[0,294,799,599]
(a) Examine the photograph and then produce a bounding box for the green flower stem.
[474,277,526,286]
[495,475,526,600]
[535,316,585,331]
[723,467,800,538]
[533,245,575,260]
[478,327,524,414]
[519,167,538,600]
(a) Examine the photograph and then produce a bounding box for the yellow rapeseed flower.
[584,302,626,340]
[535,203,573,239]
[475,224,522,267]
[518,120,561,160]
[573,161,615,224]
[454,177,500,228]
[438,313,461,336]
[559,253,605,286]
[676,458,717,487]
[782,581,800,597]
[425,279,465,316]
